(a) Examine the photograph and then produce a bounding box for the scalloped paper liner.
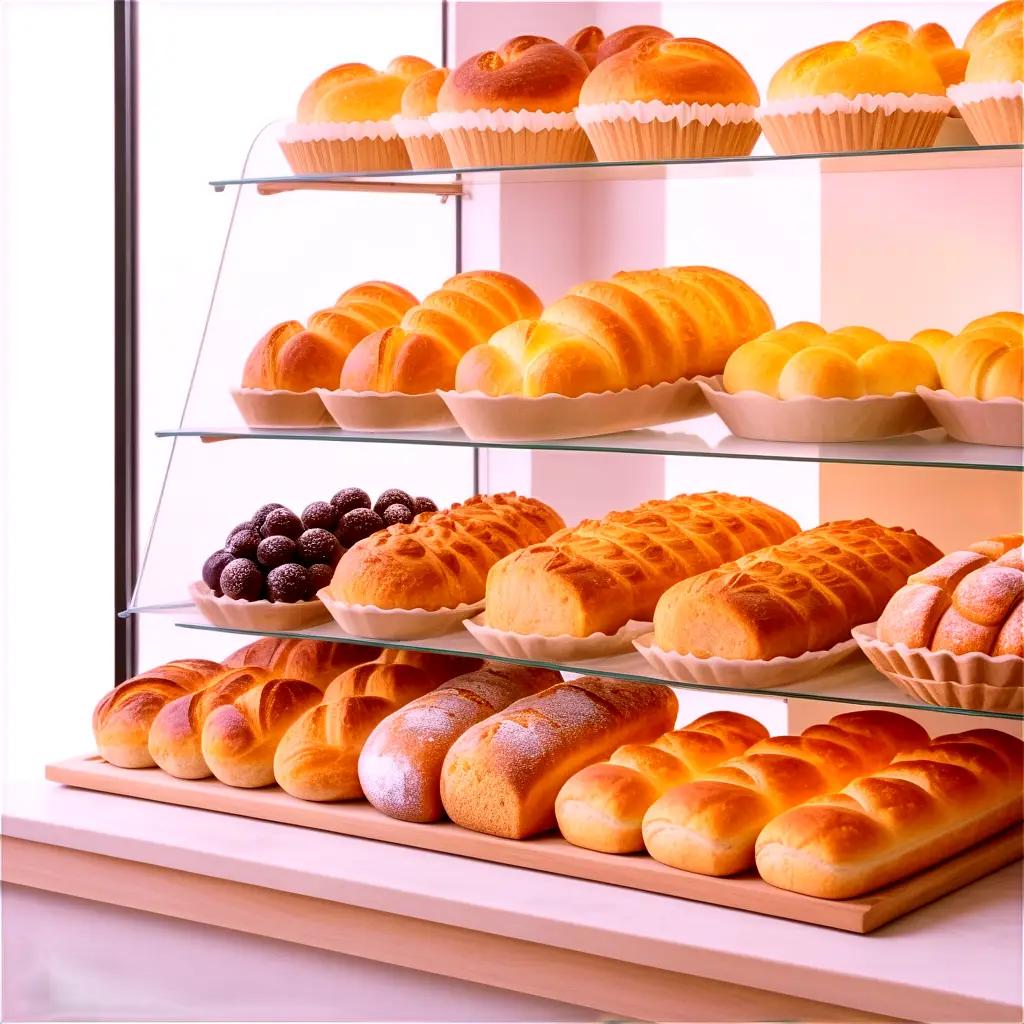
[463,614,652,661]
[852,623,1023,713]
[189,581,332,631]
[916,387,1023,448]
[698,380,936,443]
[633,633,861,688]
[231,387,333,429]
[429,109,592,167]
[279,136,411,174]
[318,588,483,641]
[315,388,456,432]
[948,82,1024,145]
[400,132,452,170]
[438,375,715,443]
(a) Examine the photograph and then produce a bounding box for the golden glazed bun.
[564,25,672,68]
[438,39,589,113]
[564,26,604,69]
[965,1,1023,53]
[223,637,380,690]
[297,62,374,121]
[966,28,1024,83]
[388,55,436,82]
[853,21,968,86]
[299,57,435,123]
[340,271,541,394]
[877,536,1023,656]
[242,281,418,393]
[579,36,760,107]
[401,67,450,118]
[329,492,565,611]
[939,316,1024,400]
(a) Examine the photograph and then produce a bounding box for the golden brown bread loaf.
[223,637,381,690]
[329,492,564,611]
[93,659,226,769]
[555,712,769,853]
[358,663,561,821]
[643,710,930,876]
[654,519,943,660]
[340,271,541,394]
[455,266,774,397]
[241,282,418,393]
[485,491,798,639]
[755,728,1023,898]
[938,317,1024,400]
[441,677,679,839]
[274,652,478,801]
[877,536,1023,656]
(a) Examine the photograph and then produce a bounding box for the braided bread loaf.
[877,535,1023,656]
[643,710,929,875]
[223,637,382,690]
[93,659,226,768]
[485,491,798,639]
[654,519,943,660]
[455,266,773,397]
[555,711,769,853]
[329,492,564,611]
[340,271,541,394]
[755,728,1023,898]
[242,281,418,393]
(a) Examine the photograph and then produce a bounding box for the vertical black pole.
[114,0,139,684]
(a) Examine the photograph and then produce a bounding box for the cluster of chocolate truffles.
[201,489,437,603]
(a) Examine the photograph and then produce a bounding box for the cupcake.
[280,56,435,174]
[430,37,592,167]
[949,1,1024,144]
[396,68,452,169]
[576,37,761,161]
[564,24,671,69]
[759,32,952,154]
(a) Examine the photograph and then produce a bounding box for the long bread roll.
[358,663,561,821]
[555,711,769,853]
[642,710,929,875]
[441,676,678,839]
[485,491,799,638]
[755,729,1024,898]
[223,638,381,690]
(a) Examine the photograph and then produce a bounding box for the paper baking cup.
[698,381,936,443]
[279,119,410,174]
[439,375,715,443]
[316,389,456,432]
[853,623,1022,714]
[428,109,592,167]
[916,388,1023,448]
[189,581,332,631]
[464,615,652,661]
[948,82,1024,145]
[932,112,978,148]
[576,99,759,160]
[758,92,951,154]
[394,118,452,169]
[318,588,483,641]
[231,387,333,429]
[633,633,861,689]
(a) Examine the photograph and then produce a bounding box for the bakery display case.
[5,2,1023,1022]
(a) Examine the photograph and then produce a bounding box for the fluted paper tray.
[633,633,861,688]
[915,388,1023,448]
[318,588,483,641]
[853,622,1023,713]
[437,375,716,443]
[464,615,652,660]
[231,387,333,428]
[189,581,332,630]
[316,389,456,432]
[698,380,936,443]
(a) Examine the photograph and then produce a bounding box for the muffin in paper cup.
[279,120,410,174]
[430,109,592,167]
[395,67,452,169]
[948,82,1024,145]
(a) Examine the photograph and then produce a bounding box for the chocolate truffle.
[382,503,414,527]
[266,563,309,603]
[202,550,234,592]
[219,558,264,601]
[373,488,414,517]
[256,535,297,569]
[261,507,302,540]
[411,496,438,516]
[306,563,334,597]
[298,528,341,566]
[251,502,286,529]
[226,527,261,560]
[336,507,384,546]
[330,487,371,515]
[301,500,339,532]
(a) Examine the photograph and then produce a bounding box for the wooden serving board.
[47,755,1023,935]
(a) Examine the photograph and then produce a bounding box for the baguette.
[755,729,1024,898]
[555,711,769,853]
[441,676,678,839]
[642,710,929,875]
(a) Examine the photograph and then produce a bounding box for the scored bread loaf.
[223,637,382,690]
[485,491,798,638]
[440,676,678,839]
[555,711,769,853]
[340,271,541,395]
[328,492,564,611]
[877,535,1023,656]
[654,518,943,660]
[358,663,561,821]
[755,728,1024,899]
[201,677,322,788]
[642,709,930,876]
[274,652,478,801]
[93,659,226,769]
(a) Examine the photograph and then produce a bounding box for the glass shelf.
[212,143,1024,193]
[158,419,1024,472]
[158,609,1021,721]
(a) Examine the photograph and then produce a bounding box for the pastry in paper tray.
[318,588,482,641]
[464,615,652,661]
[231,387,332,429]
[916,387,1023,447]
[317,389,456,432]
[190,581,331,631]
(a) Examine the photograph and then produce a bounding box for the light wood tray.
[47,754,1023,935]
